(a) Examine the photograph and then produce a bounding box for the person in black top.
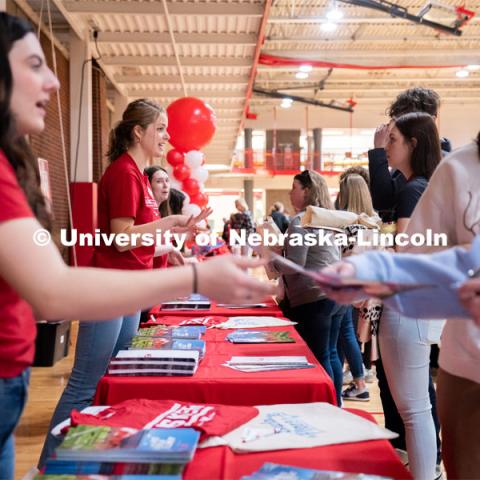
[270,201,290,233]
[368,87,451,222]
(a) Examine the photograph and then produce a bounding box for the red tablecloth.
[93,326,336,406]
[184,410,411,480]
[149,298,284,318]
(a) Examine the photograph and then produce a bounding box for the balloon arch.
[165,97,216,217]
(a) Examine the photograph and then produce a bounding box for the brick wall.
[29,33,71,261]
[92,61,110,182]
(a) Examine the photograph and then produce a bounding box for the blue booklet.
[136,326,206,339]
[242,463,391,479]
[227,330,295,344]
[55,426,200,463]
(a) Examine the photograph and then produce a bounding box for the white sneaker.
[343,370,353,385]
[364,368,376,383]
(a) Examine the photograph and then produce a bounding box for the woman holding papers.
[325,134,480,479]
[273,170,345,405]
[0,14,275,477]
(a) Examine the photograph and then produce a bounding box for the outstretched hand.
[458,278,480,326]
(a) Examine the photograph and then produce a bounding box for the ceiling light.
[280,98,293,109]
[326,8,344,21]
[321,21,337,32]
[299,64,313,73]
[295,71,309,80]
[456,69,469,78]
[467,64,480,71]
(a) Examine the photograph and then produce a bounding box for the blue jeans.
[0,369,30,480]
[39,312,140,467]
[338,306,364,380]
[289,298,344,405]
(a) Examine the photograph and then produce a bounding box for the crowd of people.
[0,11,479,480]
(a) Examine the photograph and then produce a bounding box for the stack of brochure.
[242,463,391,479]
[137,325,206,339]
[35,474,180,480]
[161,294,211,310]
[108,350,199,376]
[224,356,314,372]
[130,326,206,359]
[41,458,183,477]
[55,425,199,463]
[226,330,295,344]
[130,337,206,359]
[39,425,200,479]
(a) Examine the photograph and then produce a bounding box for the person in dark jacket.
[270,201,289,233]
[369,87,451,223]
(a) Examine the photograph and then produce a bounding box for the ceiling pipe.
[238,0,273,136]
[259,53,466,70]
[253,87,354,112]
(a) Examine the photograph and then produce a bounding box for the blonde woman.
[274,170,345,405]
[337,173,381,402]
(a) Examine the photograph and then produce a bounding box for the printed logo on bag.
[145,403,216,429]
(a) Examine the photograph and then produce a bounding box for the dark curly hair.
[388,87,440,119]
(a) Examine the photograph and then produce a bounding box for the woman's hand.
[374,123,389,149]
[171,207,213,238]
[196,255,277,304]
[167,249,185,266]
[458,278,480,326]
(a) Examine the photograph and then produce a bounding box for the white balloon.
[185,150,204,169]
[182,203,202,217]
[182,191,191,206]
[190,166,209,183]
[169,177,182,190]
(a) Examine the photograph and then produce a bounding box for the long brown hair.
[294,170,333,210]
[0,13,51,228]
[394,112,441,180]
[338,174,375,216]
[107,99,165,162]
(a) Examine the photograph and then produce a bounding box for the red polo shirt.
[0,150,37,378]
[91,153,160,270]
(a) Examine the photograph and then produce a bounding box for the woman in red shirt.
[0,14,274,478]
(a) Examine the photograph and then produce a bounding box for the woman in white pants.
[372,112,441,479]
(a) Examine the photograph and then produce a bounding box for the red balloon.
[166,149,184,167]
[190,192,209,208]
[167,97,217,152]
[182,178,200,196]
[173,164,191,181]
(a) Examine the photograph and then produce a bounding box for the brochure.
[226,330,295,344]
